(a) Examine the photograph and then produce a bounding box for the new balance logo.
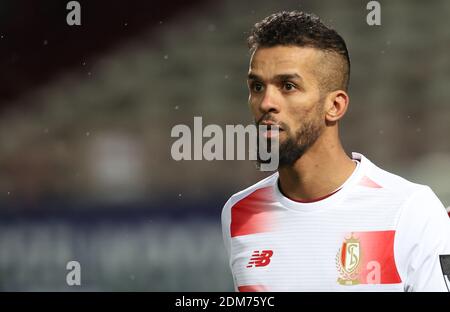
[246,250,273,268]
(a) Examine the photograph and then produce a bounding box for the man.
[221,11,450,292]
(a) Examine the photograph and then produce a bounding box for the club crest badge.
[336,233,362,285]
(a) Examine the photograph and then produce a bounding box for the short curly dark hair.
[247,11,350,92]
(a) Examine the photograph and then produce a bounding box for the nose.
[259,86,280,114]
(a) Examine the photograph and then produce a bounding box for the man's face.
[248,46,326,167]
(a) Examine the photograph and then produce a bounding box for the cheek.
[285,99,320,129]
[248,96,261,119]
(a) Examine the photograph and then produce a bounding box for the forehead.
[249,46,320,79]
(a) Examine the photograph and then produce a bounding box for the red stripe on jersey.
[230,187,275,238]
[341,241,347,267]
[355,230,401,284]
[358,176,382,188]
[238,285,267,292]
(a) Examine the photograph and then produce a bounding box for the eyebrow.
[247,73,304,83]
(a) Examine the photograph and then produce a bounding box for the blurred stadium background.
[0,0,449,291]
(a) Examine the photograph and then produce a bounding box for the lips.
[258,122,284,139]
[259,121,284,131]
[261,128,280,139]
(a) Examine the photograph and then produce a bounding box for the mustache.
[255,114,288,130]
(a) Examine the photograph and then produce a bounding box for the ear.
[324,90,349,123]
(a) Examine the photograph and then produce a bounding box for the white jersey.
[221,152,450,292]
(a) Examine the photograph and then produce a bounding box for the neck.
[278,130,356,202]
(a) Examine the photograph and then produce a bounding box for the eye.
[251,82,264,93]
[282,82,296,91]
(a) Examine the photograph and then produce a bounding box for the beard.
[277,119,323,167]
[256,113,324,169]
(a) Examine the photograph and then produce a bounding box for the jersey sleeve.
[221,199,232,261]
[221,197,239,291]
[394,186,450,291]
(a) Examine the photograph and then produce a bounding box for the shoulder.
[355,152,430,199]
[355,152,447,220]
[221,172,278,223]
